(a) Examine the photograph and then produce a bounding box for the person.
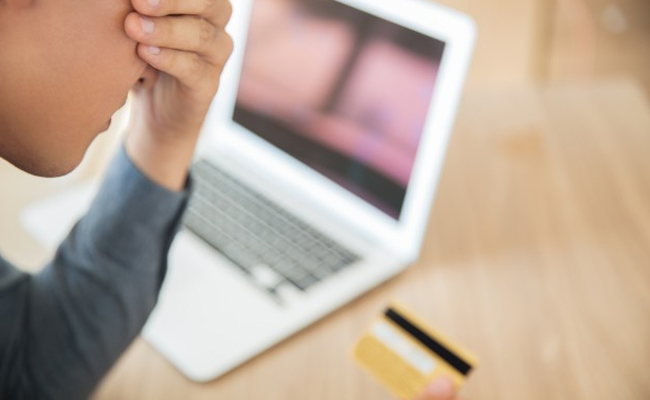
[0,0,462,398]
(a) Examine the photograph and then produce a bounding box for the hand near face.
[123,0,233,190]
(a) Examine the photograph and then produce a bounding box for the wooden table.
[3,80,650,400]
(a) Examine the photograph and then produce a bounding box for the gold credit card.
[351,303,477,400]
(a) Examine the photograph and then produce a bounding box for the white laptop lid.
[201,0,476,261]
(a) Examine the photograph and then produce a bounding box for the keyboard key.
[290,273,319,291]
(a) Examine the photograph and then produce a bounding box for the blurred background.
[2,0,648,268]
[442,0,650,93]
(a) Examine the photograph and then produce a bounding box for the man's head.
[0,0,152,176]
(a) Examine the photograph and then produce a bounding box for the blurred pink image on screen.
[237,0,356,116]
[307,39,438,187]
[234,0,446,219]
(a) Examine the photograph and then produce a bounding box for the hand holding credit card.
[351,303,477,400]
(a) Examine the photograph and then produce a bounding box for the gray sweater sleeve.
[0,145,191,400]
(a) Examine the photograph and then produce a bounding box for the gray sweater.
[0,146,191,399]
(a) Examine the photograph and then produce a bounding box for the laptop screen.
[233,0,446,220]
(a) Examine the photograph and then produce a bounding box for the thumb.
[414,377,456,400]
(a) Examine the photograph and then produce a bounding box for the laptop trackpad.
[143,230,282,380]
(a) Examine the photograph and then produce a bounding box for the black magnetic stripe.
[384,308,472,375]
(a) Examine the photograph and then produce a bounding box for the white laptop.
[23,0,475,383]
[142,0,476,381]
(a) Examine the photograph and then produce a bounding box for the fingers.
[131,0,232,29]
[125,13,231,67]
[125,0,233,94]
[134,31,232,92]
[414,377,457,400]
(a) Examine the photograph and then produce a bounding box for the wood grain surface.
[92,80,650,400]
[2,80,649,400]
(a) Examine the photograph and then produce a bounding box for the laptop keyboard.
[182,160,360,295]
